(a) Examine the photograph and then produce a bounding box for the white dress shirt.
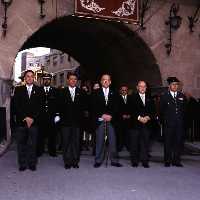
[44,86,50,93]
[139,93,145,105]
[69,86,76,101]
[122,94,127,104]
[26,84,33,98]
[170,91,177,98]
[103,87,109,104]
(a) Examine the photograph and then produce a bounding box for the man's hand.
[138,116,151,124]
[138,116,148,124]
[23,117,34,128]
[122,114,131,120]
[102,114,112,122]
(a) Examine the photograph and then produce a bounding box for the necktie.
[123,95,127,104]
[27,86,31,98]
[45,87,49,93]
[104,88,108,105]
[174,92,176,99]
[71,88,75,102]
[141,95,145,105]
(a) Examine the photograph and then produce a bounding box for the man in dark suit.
[160,77,186,167]
[13,70,41,171]
[37,73,58,157]
[58,72,86,169]
[129,81,155,168]
[116,85,131,152]
[92,74,122,168]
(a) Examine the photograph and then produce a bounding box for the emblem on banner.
[80,0,105,13]
[112,0,136,17]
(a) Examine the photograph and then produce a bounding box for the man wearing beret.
[160,77,186,167]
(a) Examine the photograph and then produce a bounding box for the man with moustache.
[129,81,155,168]
[92,74,122,168]
[116,85,131,152]
[37,73,58,157]
[13,70,41,171]
[160,77,186,167]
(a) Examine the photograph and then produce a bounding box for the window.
[53,55,58,66]
[60,73,64,86]
[53,75,57,86]
[60,55,64,64]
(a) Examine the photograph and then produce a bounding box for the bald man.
[91,74,122,168]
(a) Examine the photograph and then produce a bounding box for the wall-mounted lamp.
[140,0,152,30]
[188,4,200,33]
[1,0,13,37]
[165,3,182,55]
[38,0,46,19]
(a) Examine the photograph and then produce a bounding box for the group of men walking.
[13,69,186,171]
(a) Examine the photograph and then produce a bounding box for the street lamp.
[165,3,182,55]
[1,0,13,37]
[38,0,46,19]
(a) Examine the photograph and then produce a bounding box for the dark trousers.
[129,127,150,164]
[61,126,80,166]
[95,122,118,164]
[116,120,130,152]
[16,126,38,167]
[37,119,57,155]
[164,120,184,164]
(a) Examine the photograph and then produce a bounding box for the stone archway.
[20,15,162,88]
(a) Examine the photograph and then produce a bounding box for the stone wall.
[0,0,200,98]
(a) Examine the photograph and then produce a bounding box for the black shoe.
[94,163,101,168]
[164,162,171,167]
[64,164,71,169]
[142,163,149,168]
[72,164,79,169]
[175,163,183,167]
[131,162,138,167]
[37,153,43,157]
[29,165,36,171]
[49,153,57,157]
[111,162,123,167]
[19,166,27,171]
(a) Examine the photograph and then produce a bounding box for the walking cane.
[104,120,109,167]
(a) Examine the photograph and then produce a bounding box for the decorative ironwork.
[165,3,182,55]
[188,4,200,33]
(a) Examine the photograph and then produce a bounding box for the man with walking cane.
[92,74,122,168]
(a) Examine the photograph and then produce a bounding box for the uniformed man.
[160,77,186,167]
[37,73,58,157]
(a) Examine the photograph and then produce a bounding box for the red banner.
[75,0,140,23]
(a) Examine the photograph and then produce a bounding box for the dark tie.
[123,96,127,104]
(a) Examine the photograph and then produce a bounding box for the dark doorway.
[20,15,162,89]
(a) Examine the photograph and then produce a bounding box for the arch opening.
[19,15,162,89]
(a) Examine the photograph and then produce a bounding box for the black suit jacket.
[117,94,132,120]
[91,87,117,128]
[58,87,86,127]
[13,85,41,126]
[39,86,58,121]
[129,92,155,129]
[160,91,186,126]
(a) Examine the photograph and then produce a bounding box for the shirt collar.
[26,84,33,89]
[139,93,145,97]
[68,86,76,91]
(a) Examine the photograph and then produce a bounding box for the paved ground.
[0,143,200,200]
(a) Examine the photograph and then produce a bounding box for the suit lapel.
[23,85,30,100]
[137,93,145,107]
